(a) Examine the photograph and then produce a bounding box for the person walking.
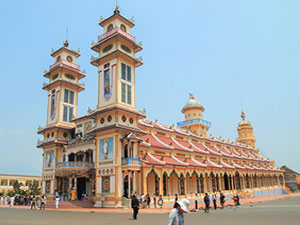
[204,193,210,213]
[220,192,225,208]
[131,194,140,220]
[4,196,7,205]
[168,198,190,225]
[31,196,36,210]
[140,193,145,209]
[40,195,47,210]
[153,194,157,208]
[194,193,198,210]
[0,196,3,205]
[10,196,15,207]
[146,194,151,208]
[212,192,217,210]
[55,195,60,209]
[236,193,240,206]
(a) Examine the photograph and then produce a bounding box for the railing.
[98,27,136,43]
[37,135,57,146]
[56,161,94,169]
[177,118,211,127]
[49,59,80,71]
[121,157,141,166]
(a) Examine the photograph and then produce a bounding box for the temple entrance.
[77,177,89,200]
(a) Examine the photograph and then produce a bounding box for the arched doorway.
[169,171,179,195]
[147,170,159,195]
[235,172,241,190]
[199,174,204,193]
[224,173,229,190]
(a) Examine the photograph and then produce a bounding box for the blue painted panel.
[282,189,287,194]
[263,191,269,196]
[255,192,262,197]
[275,189,281,195]
[269,190,274,196]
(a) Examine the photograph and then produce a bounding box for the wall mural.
[102,176,110,193]
[104,69,111,100]
[45,150,54,168]
[100,138,113,160]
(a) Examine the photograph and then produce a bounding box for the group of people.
[202,192,226,212]
[0,195,48,210]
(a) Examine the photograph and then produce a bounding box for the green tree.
[29,180,41,196]
[13,180,21,195]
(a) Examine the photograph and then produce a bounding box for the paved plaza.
[0,196,300,225]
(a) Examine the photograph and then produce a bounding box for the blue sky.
[0,0,299,175]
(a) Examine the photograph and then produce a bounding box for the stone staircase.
[45,200,94,209]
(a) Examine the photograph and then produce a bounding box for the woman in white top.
[168,198,190,225]
[10,196,14,207]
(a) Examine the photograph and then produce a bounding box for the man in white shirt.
[168,198,190,225]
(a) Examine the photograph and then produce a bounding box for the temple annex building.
[37,7,285,207]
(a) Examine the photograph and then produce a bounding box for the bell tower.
[89,7,145,207]
[236,110,256,148]
[37,40,85,199]
[177,93,211,137]
[91,6,143,110]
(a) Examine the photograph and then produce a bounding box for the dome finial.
[114,0,120,14]
[241,110,246,121]
[189,93,194,99]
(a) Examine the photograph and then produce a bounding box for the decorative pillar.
[128,171,131,198]
[138,171,142,195]
[132,171,136,194]
[159,173,163,195]
[184,176,188,195]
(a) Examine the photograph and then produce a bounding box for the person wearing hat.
[168,198,190,225]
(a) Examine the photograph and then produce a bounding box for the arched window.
[56,55,61,62]
[107,24,113,32]
[120,24,126,32]
[66,55,73,62]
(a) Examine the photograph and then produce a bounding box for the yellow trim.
[46,93,50,125]
[115,134,119,199]
[97,70,101,109]
[116,57,119,104]
[57,89,61,123]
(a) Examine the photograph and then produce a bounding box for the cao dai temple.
[37,7,286,207]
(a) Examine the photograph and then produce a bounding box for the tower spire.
[241,110,245,121]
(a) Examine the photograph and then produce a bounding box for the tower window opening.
[107,24,113,32]
[121,63,131,82]
[56,55,61,62]
[66,56,73,62]
[63,105,74,122]
[120,24,126,32]
[121,82,132,105]
[64,89,74,104]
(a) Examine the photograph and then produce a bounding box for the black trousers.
[213,200,217,209]
[133,207,139,219]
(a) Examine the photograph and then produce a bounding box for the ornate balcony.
[121,158,141,166]
[98,27,136,43]
[177,118,211,128]
[49,59,80,71]
[56,161,94,169]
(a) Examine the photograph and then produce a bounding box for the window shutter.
[64,89,69,103]
[121,63,126,80]
[69,107,73,122]
[127,85,131,105]
[127,65,131,82]
[70,91,74,104]
[63,106,68,122]
[121,83,126,103]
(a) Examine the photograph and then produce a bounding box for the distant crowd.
[0,195,48,210]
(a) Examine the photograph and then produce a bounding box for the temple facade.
[37,7,285,207]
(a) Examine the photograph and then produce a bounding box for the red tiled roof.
[206,159,222,168]
[190,142,209,154]
[220,160,235,169]
[141,153,165,166]
[141,134,170,149]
